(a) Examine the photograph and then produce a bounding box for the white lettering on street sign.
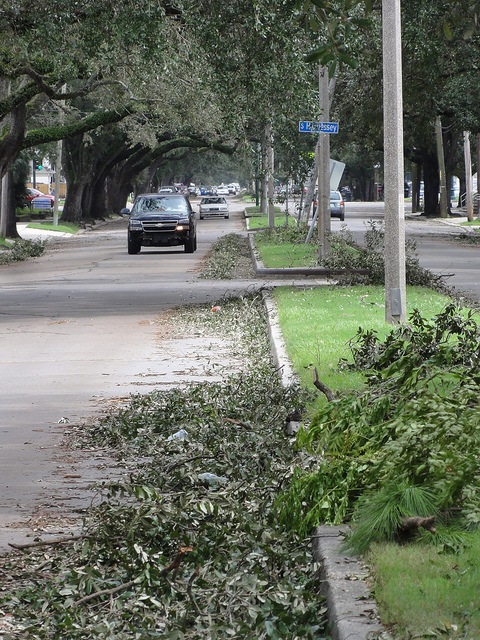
[299,121,339,134]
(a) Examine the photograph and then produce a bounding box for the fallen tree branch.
[313,367,335,402]
[186,566,204,616]
[9,535,83,550]
[222,417,253,430]
[73,546,193,607]
[400,516,436,534]
[73,579,137,607]
[166,455,216,473]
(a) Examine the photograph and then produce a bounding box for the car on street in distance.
[199,196,229,219]
[26,187,55,207]
[329,190,345,221]
[122,193,197,254]
[312,191,345,221]
[158,186,176,194]
[216,186,229,196]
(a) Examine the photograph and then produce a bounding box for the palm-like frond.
[344,483,439,555]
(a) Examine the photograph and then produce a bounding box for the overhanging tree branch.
[21,106,135,149]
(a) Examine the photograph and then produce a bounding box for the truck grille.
[142,220,177,232]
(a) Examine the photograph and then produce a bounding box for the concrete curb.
[260,289,299,388]
[313,527,390,640]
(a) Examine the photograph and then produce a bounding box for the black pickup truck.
[122,193,197,255]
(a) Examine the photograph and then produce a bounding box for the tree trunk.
[105,165,133,214]
[400,515,436,534]
[0,79,25,237]
[62,178,90,224]
[411,162,421,212]
[0,170,20,238]
[62,134,97,223]
[301,145,318,223]
[422,149,440,216]
[444,129,460,216]
[81,181,95,222]
[90,178,107,220]
[459,177,466,206]
[0,79,26,182]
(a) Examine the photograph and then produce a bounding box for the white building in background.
[29,158,66,196]
[29,159,54,187]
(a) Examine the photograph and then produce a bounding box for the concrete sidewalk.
[16,222,73,240]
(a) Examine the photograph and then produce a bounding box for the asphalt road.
[0,199,258,550]
[337,200,480,302]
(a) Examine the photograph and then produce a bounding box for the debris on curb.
[313,526,391,640]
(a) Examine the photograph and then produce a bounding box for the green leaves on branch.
[277,303,480,550]
[296,0,371,72]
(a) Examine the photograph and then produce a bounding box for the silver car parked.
[329,190,345,221]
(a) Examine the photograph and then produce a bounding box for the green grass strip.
[272,285,453,402]
[248,215,297,230]
[369,538,480,638]
[27,221,79,234]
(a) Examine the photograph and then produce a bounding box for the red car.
[26,187,55,207]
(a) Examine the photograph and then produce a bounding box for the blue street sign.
[299,121,339,134]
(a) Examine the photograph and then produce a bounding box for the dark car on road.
[122,193,197,255]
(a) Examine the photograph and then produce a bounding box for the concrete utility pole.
[317,65,331,259]
[382,0,406,323]
[0,171,9,238]
[53,84,66,226]
[266,123,275,228]
[477,134,480,201]
[464,131,473,221]
[435,117,448,218]
[261,139,267,216]
[0,79,10,238]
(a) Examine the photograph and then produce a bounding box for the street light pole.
[382,0,406,323]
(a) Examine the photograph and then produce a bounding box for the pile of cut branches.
[0,238,45,263]
[277,303,480,552]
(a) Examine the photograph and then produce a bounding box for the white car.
[216,186,229,196]
[199,196,229,219]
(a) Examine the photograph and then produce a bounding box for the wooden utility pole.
[382,0,406,323]
[317,65,331,259]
